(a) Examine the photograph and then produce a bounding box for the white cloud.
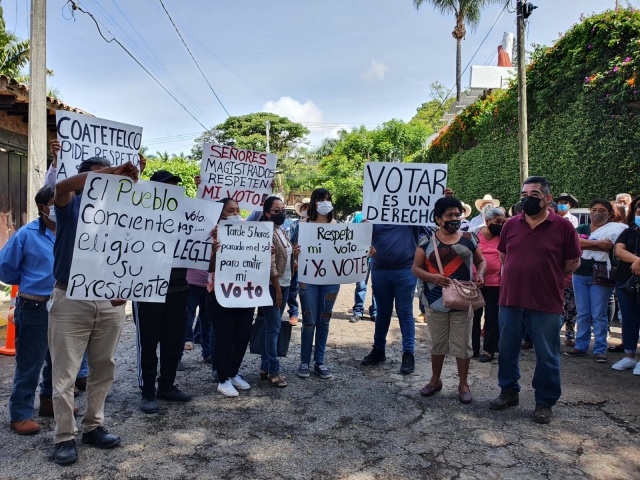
[262,96,350,146]
[360,60,389,81]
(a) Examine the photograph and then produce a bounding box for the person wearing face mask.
[412,197,487,404]
[554,193,579,228]
[470,208,506,362]
[0,185,73,435]
[565,199,627,363]
[258,197,301,387]
[287,198,311,326]
[616,193,633,211]
[206,198,254,397]
[490,176,581,425]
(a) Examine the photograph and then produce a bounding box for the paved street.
[1,284,639,479]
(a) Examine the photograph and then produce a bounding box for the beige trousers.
[47,288,125,443]
[426,306,473,359]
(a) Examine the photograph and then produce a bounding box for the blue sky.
[3,0,629,154]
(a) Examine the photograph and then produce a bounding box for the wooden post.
[27,0,47,221]
[517,0,529,185]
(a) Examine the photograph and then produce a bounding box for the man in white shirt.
[554,193,579,228]
[469,195,500,229]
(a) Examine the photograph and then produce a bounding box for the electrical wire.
[66,1,209,130]
[156,0,230,117]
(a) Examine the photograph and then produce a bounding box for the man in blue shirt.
[350,211,377,323]
[0,185,56,435]
[48,158,138,465]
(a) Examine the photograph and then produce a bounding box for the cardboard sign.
[56,111,143,180]
[172,197,222,270]
[215,221,273,307]
[298,223,373,285]
[66,173,183,302]
[362,162,448,226]
[197,143,277,209]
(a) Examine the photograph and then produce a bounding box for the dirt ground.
[0,283,639,480]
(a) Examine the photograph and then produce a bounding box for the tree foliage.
[418,7,640,208]
[411,81,457,132]
[141,156,200,198]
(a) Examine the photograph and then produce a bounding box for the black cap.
[150,170,182,184]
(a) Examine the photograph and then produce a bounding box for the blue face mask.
[635,216,640,228]
[558,204,569,212]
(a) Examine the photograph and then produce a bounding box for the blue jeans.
[261,285,290,374]
[184,285,212,359]
[299,283,340,365]
[9,298,49,422]
[617,282,640,354]
[287,271,299,319]
[497,306,562,407]
[41,350,89,398]
[371,267,416,354]
[353,269,377,318]
[573,274,613,355]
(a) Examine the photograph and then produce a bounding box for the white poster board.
[197,143,277,210]
[215,221,273,307]
[298,223,373,285]
[172,197,222,270]
[56,111,143,180]
[67,173,184,302]
[362,162,448,226]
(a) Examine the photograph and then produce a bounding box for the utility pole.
[265,120,271,153]
[27,0,47,221]
[517,0,535,185]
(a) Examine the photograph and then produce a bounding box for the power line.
[156,0,230,117]
[67,1,209,130]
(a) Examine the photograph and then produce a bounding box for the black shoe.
[370,315,377,323]
[400,351,415,374]
[477,353,494,363]
[157,385,192,402]
[362,346,386,365]
[533,403,553,424]
[140,394,159,414]
[489,389,520,410]
[53,439,78,465]
[81,426,121,449]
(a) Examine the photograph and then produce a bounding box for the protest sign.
[362,162,448,226]
[298,223,373,285]
[215,221,273,308]
[67,173,184,302]
[197,143,277,210]
[56,111,143,180]
[172,197,222,270]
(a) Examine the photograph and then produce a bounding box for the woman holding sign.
[258,197,301,387]
[206,198,254,398]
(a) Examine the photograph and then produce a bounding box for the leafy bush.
[141,157,200,198]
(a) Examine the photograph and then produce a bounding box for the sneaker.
[362,346,386,366]
[53,439,78,465]
[211,369,220,382]
[217,380,239,397]
[400,352,415,374]
[81,426,121,449]
[140,394,159,414]
[634,363,640,376]
[489,389,519,410]
[349,314,362,323]
[415,313,426,324]
[297,363,311,378]
[157,385,192,402]
[612,357,637,371]
[533,403,553,424]
[314,363,333,379]
[230,375,251,391]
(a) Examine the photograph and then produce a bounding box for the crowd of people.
[1,143,639,465]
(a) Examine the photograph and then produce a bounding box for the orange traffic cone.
[0,285,18,356]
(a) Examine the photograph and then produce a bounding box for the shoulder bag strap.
[431,232,445,276]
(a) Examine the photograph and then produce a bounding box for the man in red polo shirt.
[489,176,581,424]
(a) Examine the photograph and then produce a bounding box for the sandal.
[259,370,268,381]
[184,342,193,351]
[268,373,287,388]
[594,354,608,363]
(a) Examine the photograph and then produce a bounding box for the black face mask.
[488,223,503,236]
[521,196,544,216]
[442,220,461,234]
[270,212,286,226]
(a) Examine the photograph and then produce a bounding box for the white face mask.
[300,210,308,218]
[226,215,242,221]
[42,206,56,223]
[316,201,333,216]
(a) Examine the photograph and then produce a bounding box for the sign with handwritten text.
[197,143,277,210]
[56,111,143,181]
[363,162,448,226]
[172,197,221,270]
[298,223,373,285]
[215,221,273,307]
[67,173,183,302]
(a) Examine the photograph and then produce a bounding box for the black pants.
[472,286,501,355]
[134,290,189,396]
[205,291,254,383]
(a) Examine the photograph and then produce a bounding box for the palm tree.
[413,0,506,101]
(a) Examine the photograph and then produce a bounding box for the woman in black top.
[612,196,640,374]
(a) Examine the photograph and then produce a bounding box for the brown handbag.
[431,232,485,316]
